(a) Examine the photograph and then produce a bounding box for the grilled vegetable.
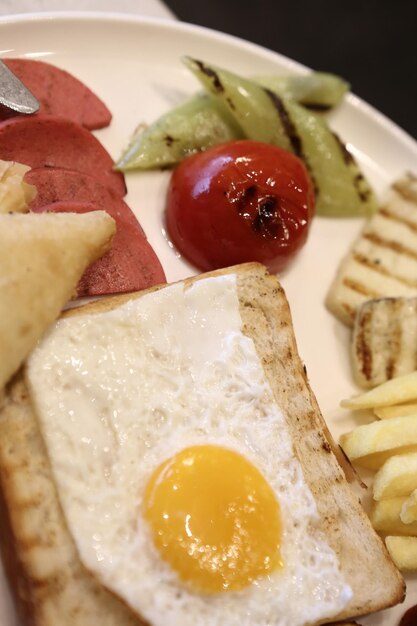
[116,65,352,186]
[116,93,243,171]
[184,57,376,217]
[253,72,349,110]
[165,140,315,273]
[185,59,293,149]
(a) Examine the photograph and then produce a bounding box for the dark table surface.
[164,0,417,141]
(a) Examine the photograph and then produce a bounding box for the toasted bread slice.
[326,173,417,326]
[0,211,115,391]
[0,264,405,625]
[0,375,144,626]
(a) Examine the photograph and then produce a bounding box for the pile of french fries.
[340,371,417,570]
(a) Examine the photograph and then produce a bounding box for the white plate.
[1,12,417,626]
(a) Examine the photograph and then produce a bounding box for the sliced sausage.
[1,58,111,130]
[35,200,166,296]
[0,117,126,197]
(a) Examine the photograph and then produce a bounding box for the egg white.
[27,275,351,626]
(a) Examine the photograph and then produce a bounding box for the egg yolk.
[143,445,282,593]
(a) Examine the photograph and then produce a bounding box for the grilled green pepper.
[116,93,244,171]
[253,72,349,111]
[116,70,349,173]
[185,57,376,217]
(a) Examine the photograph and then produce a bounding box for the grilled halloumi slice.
[352,297,417,388]
[326,173,417,327]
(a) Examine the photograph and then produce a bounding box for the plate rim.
[0,9,416,156]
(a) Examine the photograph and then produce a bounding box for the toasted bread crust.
[234,266,405,620]
[0,375,146,626]
[0,263,405,625]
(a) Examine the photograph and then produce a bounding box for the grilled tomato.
[165,140,315,273]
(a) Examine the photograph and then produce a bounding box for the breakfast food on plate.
[341,372,417,569]
[165,140,315,273]
[0,58,162,297]
[385,536,417,571]
[373,453,417,500]
[0,116,126,197]
[118,57,376,218]
[34,200,166,296]
[1,58,112,129]
[375,402,417,419]
[369,497,417,535]
[352,296,417,388]
[0,210,115,391]
[326,173,417,326]
[341,370,417,410]
[116,71,348,171]
[0,65,167,298]
[117,93,245,170]
[0,264,404,625]
[0,159,36,213]
[400,488,417,523]
[185,58,376,218]
[26,168,166,296]
[340,375,417,470]
[252,71,349,110]
[27,166,135,224]
[340,414,417,470]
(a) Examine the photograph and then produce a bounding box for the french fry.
[374,403,417,419]
[370,497,417,535]
[341,371,417,410]
[385,536,417,570]
[340,415,417,470]
[340,362,417,560]
[373,452,417,500]
[400,489,417,524]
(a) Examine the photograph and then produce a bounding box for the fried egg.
[26,274,351,626]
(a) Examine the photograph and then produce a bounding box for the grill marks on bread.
[0,264,405,625]
[0,377,145,626]
[326,174,417,326]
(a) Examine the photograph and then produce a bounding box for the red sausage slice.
[27,167,134,228]
[34,200,166,297]
[0,117,126,197]
[1,58,111,130]
[26,168,166,296]
[25,167,138,234]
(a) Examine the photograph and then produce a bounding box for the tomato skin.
[165,140,315,273]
